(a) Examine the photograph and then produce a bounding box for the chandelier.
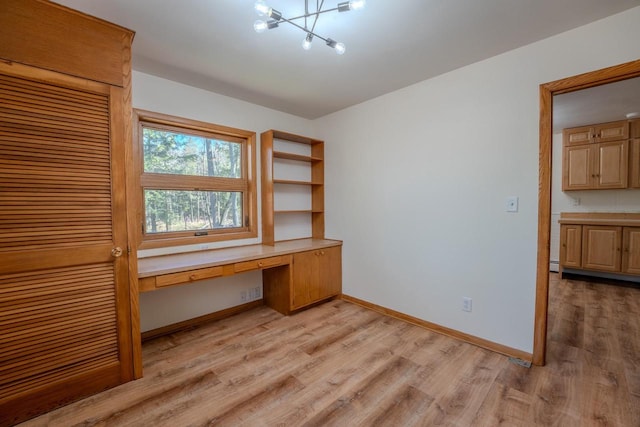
[253,0,366,55]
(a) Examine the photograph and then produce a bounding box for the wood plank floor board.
[494,361,540,396]
[469,382,533,427]
[17,274,640,426]
[300,356,423,427]
[580,358,635,427]
[528,367,582,427]
[417,347,504,426]
[264,318,407,424]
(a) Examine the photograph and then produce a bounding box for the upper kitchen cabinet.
[562,120,630,191]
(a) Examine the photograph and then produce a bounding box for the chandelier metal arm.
[277,16,329,43]
[286,7,341,23]
[310,0,324,32]
[253,0,365,54]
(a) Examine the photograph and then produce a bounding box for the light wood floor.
[19,273,640,426]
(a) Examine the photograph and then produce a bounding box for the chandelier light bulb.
[335,42,346,55]
[254,0,270,16]
[302,34,313,50]
[349,0,366,10]
[254,20,268,33]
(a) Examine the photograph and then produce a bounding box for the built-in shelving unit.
[261,130,324,245]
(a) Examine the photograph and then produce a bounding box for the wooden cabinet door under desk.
[263,246,342,314]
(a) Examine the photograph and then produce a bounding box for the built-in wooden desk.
[138,238,343,315]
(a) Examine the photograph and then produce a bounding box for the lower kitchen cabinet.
[623,227,640,275]
[581,225,622,272]
[560,224,582,268]
[558,213,640,279]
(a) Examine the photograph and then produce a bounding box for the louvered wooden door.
[0,64,134,425]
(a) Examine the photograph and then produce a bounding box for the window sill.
[138,229,258,251]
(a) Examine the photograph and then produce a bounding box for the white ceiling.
[54,0,640,119]
[553,77,640,132]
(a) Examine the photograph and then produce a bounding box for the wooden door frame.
[533,58,640,365]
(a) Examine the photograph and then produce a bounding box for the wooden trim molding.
[341,295,533,362]
[534,58,640,366]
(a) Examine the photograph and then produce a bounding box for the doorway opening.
[534,59,640,365]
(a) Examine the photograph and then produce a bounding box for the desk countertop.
[138,238,342,278]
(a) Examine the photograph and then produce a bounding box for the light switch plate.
[506,196,519,213]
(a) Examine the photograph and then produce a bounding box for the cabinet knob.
[258,262,263,267]
[320,250,325,256]
[189,274,197,281]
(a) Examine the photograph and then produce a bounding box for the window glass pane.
[143,127,241,178]
[144,190,243,234]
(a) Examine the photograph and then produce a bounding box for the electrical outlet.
[462,297,472,312]
[240,290,248,303]
[248,286,262,301]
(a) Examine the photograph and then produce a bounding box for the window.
[134,110,257,248]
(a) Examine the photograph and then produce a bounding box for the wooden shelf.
[274,179,322,186]
[274,210,324,214]
[273,151,322,163]
[271,130,323,145]
[262,130,325,246]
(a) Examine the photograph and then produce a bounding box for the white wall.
[551,132,640,262]
[314,7,640,353]
[132,72,315,331]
